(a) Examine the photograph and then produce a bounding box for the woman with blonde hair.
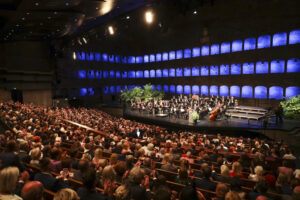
[54,188,79,200]
[0,167,22,200]
[230,162,244,179]
[92,148,104,169]
[101,166,116,186]
[30,148,41,166]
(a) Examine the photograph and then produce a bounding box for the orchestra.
[130,94,237,121]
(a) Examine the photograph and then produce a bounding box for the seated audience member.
[161,153,177,172]
[50,148,62,173]
[114,184,130,200]
[125,167,152,200]
[216,165,233,184]
[73,159,89,182]
[101,166,117,190]
[77,168,110,200]
[225,191,241,200]
[230,181,246,200]
[29,148,42,166]
[275,173,293,195]
[179,184,206,200]
[293,186,300,200]
[230,162,244,179]
[249,166,264,182]
[18,142,30,164]
[175,168,190,185]
[0,167,22,200]
[0,141,23,170]
[248,180,277,200]
[34,158,69,192]
[153,187,171,200]
[278,160,294,182]
[54,188,79,200]
[21,181,44,200]
[195,166,217,191]
[215,183,229,200]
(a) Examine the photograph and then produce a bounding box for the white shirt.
[0,194,22,200]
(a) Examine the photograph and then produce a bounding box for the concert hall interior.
[0,0,300,200]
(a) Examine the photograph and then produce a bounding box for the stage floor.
[124,110,300,133]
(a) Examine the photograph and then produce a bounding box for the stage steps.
[225,106,268,122]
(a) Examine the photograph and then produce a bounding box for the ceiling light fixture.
[21,17,25,20]
[65,2,69,6]
[193,10,197,15]
[35,2,39,6]
[126,16,130,19]
[145,11,153,24]
[108,26,114,35]
[82,37,87,43]
[73,52,77,60]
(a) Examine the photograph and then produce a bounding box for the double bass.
[209,106,221,121]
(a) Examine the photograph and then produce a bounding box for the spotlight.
[145,11,153,24]
[82,37,87,44]
[126,16,130,19]
[73,52,77,60]
[108,26,114,35]
[193,10,197,15]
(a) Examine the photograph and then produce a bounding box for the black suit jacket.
[194,178,217,191]
[0,152,23,170]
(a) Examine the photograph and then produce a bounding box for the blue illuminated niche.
[128,71,135,78]
[231,64,241,75]
[77,52,85,60]
[116,86,121,93]
[156,85,162,91]
[176,68,183,77]
[192,67,200,76]
[184,67,191,77]
[176,50,183,59]
[115,55,120,63]
[192,85,199,95]
[103,86,109,94]
[170,85,176,94]
[109,70,115,78]
[192,47,200,57]
[95,70,102,79]
[144,70,149,78]
[95,53,101,61]
[151,85,155,92]
[286,87,300,99]
[150,70,155,78]
[169,68,175,77]
[242,86,253,98]
[184,49,191,58]
[230,86,240,97]
[163,69,168,77]
[211,44,219,55]
[243,63,254,74]
[232,40,243,52]
[255,86,267,99]
[257,35,271,49]
[162,52,168,61]
[270,60,285,73]
[201,46,209,56]
[88,88,94,96]
[150,54,155,62]
[116,71,121,79]
[110,86,115,94]
[122,71,127,78]
[109,55,114,63]
[78,70,86,79]
[201,85,208,95]
[221,42,230,54]
[156,69,162,78]
[256,61,269,74]
[128,56,135,64]
[80,88,87,96]
[184,85,191,94]
[86,53,94,61]
[163,85,169,93]
[210,65,219,76]
[102,54,108,62]
[273,32,287,46]
[128,85,135,90]
[269,86,283,100]
[144,55,149,63]
[169,51,175,60]
[121,56,127,64]
[289,30,300,44]
[88,70,95,79]
[220,64,230,75]
[220,85,229,97]
[201,66,209,76]
[176,85,183,94]
[156,53,162,62]
[244,38,256,51]
[287,58,300,73]
[103,70,108,78]
[136,71,143,78]
[210,85,218,96]
[136,56,143,63]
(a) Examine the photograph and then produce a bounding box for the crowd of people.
[130,94,237,120]
[0,100,299,200]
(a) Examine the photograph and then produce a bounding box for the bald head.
[216,183,229,198]
[256,195,267,200]
[22,181,44,200]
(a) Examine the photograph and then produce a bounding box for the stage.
[123,108,300,135]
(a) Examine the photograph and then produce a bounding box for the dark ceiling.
[0,0,154,41]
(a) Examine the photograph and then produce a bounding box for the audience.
[0,167,22,200]
[21,181,44,200]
